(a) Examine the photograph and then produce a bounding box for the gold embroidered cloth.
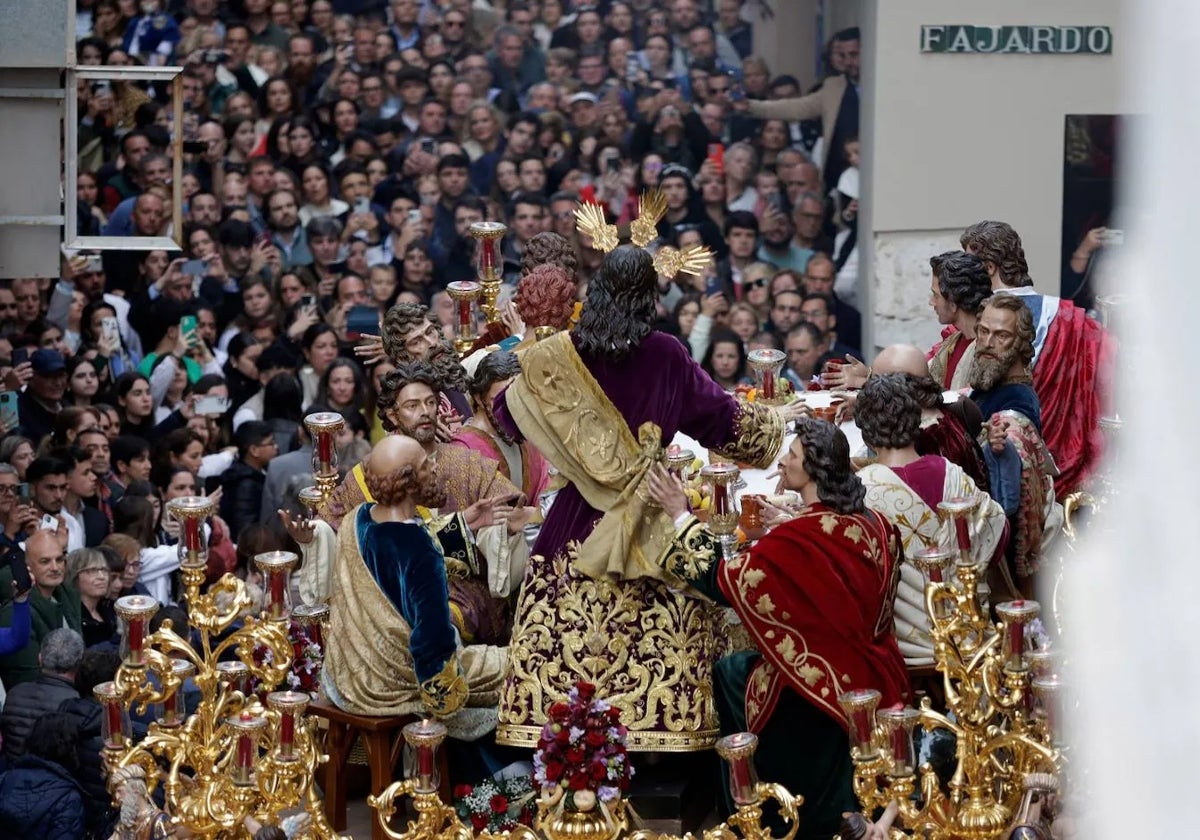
[323,505,505,717]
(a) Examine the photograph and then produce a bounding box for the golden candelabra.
[369,723,799,840]
[839,496,1065,840]
[98,495,342,839]
[446,279,483,356]
[469,220,507,324]
[306,410,347,499]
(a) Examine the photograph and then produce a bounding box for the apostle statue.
[107,765,172,840]
[855,373,1009,665]
[296,434,505,725]
[644,418,909,838]
[490,245,804,751]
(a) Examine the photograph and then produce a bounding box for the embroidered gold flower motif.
[843,523,864,544]
[798,664,823,686]
[820,514,838,534]
[742,568,765,589]
[775,635,797,663]
[755,593,776,616]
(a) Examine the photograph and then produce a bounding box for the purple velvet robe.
[495,331,743,563]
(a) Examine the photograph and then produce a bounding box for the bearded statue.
[108,765,172,840]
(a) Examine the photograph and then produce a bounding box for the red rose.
[606,707,620,722]
[566,746,585,763]
[549,702,570,720]
[585,729,606,747]
[545,760,565,781]
[471,814,489,831]
[576,681,596,701]
[490,794,509,814]
[453,784,473,800]
[568,771,589,791]
[555,729,570,744]
[590,762,607,780]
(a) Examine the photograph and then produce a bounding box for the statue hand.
[646,465,689,520]
[354,333,387,365]
[279,509,315,545]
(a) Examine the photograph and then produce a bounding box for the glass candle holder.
[268,690,310,762]
[298,486,324,521]
[1031,674,1065,745]
[995,600,1042,672]
[877,706,921,777]
[716,732,760,807]
[838,688,881,759]
[700,463,740,531]
[216,660,252,696]
[747,348,786,403]
[94,681,130,749]
[115,594,159,667]
[909,545,955,584]
[166,495,214,570]
[404,718,447,794]
[665,447,695,482]
[157,658,195,727]
[254,550,299,621]
[469,221,506,282]
[446,280,482,354]
[1025,648,1057,679]
[305,411,346,481]
[937,496,979,558]
[292,602,330,650]
[227,710,268,785]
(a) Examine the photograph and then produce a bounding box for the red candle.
[929,566,943,583]
[281,711,295,750]
[1008,620,1025,659]
[481,239,495,273]
[128,617,144,656]
[729,756,753,803]
[954,517,970,552]
[106,701,123,746]
[308,623,323,649]
[457,298,471,329]
[161,686,177,724]
[712,481,727,517]
[269,570,286,618]
[184,517,201,551]
[417,743,434,778]
[237,713,254,771]
[317,430,332,466]
[761,371,775,399]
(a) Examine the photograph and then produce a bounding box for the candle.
[161,685,177,725]
[105,700,123,746]
[127,617,144,661]
[281,710,296,757]
[728,756,753,804]
[1008,617,1025,660]
[269,570,286,619]
[417,743,434,778]
[236,712,255,783]
[712,481,727,517]
[481,239,495,273]
[184,516,200,551]
[954,517,970,552]
[762,370,775,399]
[317,430,332,466]
[457,298,471,329]
[929,566,943,583]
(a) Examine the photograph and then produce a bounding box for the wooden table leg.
[322,721,352,831]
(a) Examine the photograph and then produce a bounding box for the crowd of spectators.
[0,1,866,834]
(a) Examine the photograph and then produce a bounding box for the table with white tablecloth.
[670,392,867,499]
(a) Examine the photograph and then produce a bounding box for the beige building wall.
[860,0,1129,351]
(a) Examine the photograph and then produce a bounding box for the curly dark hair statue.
[521,231,579,280]
[377,361,441,433]
[900,371,945,410]
[960,221,1033,288]
[576,245,657,361]
[793,416,867,514]
[929,250,992,314]
[470,350,522,406]
[380,301,431,363]
[857,373,922,451]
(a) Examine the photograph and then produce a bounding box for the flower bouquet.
[533,681,632,814]
[453,775,537,832]
[251,619,324,696]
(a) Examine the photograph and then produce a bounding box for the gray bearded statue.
[108,765,172,840]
